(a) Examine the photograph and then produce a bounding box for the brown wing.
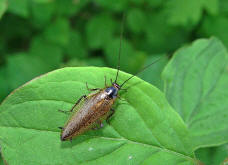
[61,89,116,141]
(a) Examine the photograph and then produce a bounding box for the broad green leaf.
[8,0,29,18]
[0,67,196,165]
[86,14,116,49]
[195,144,228,165]
[0,0,7,19]
[164,0,218,26]
[162,37,228,149]
[140,54,169,90]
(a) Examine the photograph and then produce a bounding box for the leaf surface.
[162,37,228,149]
[0,67,195,164]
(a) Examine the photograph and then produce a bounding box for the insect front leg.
[86,82,100,91]
[104,76,108,87]
[58,95,87,114]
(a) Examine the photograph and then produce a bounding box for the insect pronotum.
[59,16,162,141]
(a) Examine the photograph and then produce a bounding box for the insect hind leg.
[106,108,115,124]
[86,82,100,91]
[58,95,87,114]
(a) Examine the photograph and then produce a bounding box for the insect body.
[59,15,162,141]
[60,57,160,141]
[60,82,120,141]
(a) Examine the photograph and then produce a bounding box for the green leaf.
[86,14,116,49]
[31,1,55,28]
[0,0,7,19]
[144,11,188,53]
[0,154,4,165]
[65,30,88,59]
[145,0,164,7]
[104,38,146,73]
[61,57,105,68]
[29,36,63,69]
[8,0,29,18]
[33,0,53,3]
[195,144,228,165]
[127,8,146,34]
[55,0,89,16]
[199,15,228,48]
[0,67,195,164]
[94,0,128,11]
[5,53,53,90]
[0,67,9,102]
[139,54,169,90]
[43,17,70,47]
[164,0,218,26]
[220,0,228,15]
[162,37,228,149]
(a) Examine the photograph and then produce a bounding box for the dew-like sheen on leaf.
[0,67,196,165]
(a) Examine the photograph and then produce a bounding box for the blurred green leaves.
[0,0,7,19]
[165,0,218,26]
[86,14,116,49]
[126,8,146,34]
[8,0,29,18]
[44,17,70,46]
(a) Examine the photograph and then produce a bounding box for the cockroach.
[59,18,162,142]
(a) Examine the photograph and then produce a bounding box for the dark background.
[0,0,228,164]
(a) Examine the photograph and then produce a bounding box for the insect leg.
[58,95,86,113]
[106,108,115,124]
[120,88,128,92]
[86,82,100,91]
[69,95,86,112]
[104,76,108,87]
[92,120,104,130]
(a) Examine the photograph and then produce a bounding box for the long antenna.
[120,57,163,88]
[114,14,125,83]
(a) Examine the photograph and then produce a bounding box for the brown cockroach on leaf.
[58,16,162,142]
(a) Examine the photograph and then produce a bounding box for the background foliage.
[0,0,228,164]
